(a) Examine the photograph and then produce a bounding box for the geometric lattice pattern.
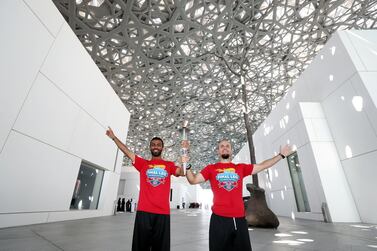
[53,0,377,169]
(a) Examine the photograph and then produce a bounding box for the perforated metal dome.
[54,0,377,168]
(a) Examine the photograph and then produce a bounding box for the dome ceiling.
[53,0,377,168]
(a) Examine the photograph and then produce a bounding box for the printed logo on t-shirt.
[146,164,168,187]
[215,168,240,191]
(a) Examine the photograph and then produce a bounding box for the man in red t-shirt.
[106,127,185,251]
[186,139,292,251]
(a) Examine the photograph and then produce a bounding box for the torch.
[179,121,190,175]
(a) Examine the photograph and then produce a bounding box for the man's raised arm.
[252,144,293,175]
[106,127,135,163]
[186,169,206,185]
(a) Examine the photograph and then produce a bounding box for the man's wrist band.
[279,153,286,159]
[186,164,192,170]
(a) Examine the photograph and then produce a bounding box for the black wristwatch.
[186,164,192,170]
[279,153,286,159]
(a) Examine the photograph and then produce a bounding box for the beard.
[151,149,162,157]
[221,154,230,159]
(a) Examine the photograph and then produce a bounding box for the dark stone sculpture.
[245,183,279,228]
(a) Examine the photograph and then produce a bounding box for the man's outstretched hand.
[106,127,115,140]
[280,144,294,157]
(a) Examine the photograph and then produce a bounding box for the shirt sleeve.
[200,165,212,181]
[170,162,179,176]
[241,163,254,176]
[133,155,147,172]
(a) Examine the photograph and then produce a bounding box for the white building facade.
[235,30,377,224]
[0,1,130,228]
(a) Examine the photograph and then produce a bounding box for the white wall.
[234,30,377,223]
[119,166,140,202]
[0,0,130,228]
[171,176,198,208]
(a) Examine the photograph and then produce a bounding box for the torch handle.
[181,147,188,175]
[182,162,187,175]
[180,125,189,175]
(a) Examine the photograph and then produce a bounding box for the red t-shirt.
[133,155,178,215]
[201,162,253,217]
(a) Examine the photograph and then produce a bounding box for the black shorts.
[132,211,170,251]
[209,213,252,251]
